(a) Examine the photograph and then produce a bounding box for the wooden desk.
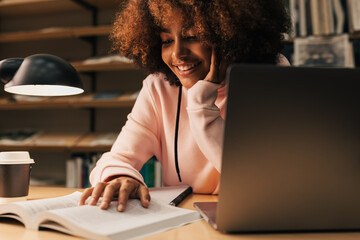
[0,186,360,240]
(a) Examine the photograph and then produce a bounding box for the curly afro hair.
[111,0,291,86]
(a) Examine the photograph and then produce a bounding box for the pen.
[169,186,193,206]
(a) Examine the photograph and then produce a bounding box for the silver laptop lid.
[217,64,360,232]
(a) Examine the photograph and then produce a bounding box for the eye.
[161,39,173,45]
[186,36,197,41]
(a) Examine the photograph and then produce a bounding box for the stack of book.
[294,34,354,67]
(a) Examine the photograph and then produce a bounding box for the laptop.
[194,64,360,233]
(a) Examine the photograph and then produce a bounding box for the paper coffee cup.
[0,151,34,203]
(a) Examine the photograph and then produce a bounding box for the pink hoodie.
[90,56,290,194]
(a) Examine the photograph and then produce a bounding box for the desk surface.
[1,186,360,240]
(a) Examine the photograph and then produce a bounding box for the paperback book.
[0,186,200,240]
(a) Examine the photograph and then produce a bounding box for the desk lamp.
[0,54,83,96]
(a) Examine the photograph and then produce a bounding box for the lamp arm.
[0,58,24,84]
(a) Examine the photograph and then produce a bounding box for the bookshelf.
[0,0,145,185]
[285,0,360,67]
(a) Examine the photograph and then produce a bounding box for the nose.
[172,39,189,59]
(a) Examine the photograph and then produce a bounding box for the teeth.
[177,63,197,71]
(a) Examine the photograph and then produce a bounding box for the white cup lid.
[0,151,34,164]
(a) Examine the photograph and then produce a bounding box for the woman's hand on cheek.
[204,47,227,85]
[79,176,150,212]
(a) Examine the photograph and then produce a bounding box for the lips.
[174,62,201,75]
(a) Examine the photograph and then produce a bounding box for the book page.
[35,198,200,240]
[0,191,81,229]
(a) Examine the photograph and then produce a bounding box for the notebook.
[194,64,360,233]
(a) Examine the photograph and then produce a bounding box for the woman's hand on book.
[79,176,151,212]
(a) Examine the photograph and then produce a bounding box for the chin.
[179,79,199,89]
[178,75,204,89]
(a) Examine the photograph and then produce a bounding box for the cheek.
[161,48,171,67]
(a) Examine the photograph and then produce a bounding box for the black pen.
[169,186,193,206]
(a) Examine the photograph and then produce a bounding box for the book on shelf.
[298,0,308,37]
[334,0,346,34]
[310,0,335,36]
[294,34,354,67]
[288,0,298,38]
[66,153,99,188]
[288,0,346,38]
[347,0,360,33]
[140,156,162,188]
[0,186,200,240]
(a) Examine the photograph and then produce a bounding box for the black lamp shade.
[0,54,83,96]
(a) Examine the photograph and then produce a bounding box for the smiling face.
[159,10,212,89]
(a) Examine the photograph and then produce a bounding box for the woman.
[79,0,291,212]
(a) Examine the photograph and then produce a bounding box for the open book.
[0,186,201,240]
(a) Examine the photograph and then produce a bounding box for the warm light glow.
[4,85,84,96]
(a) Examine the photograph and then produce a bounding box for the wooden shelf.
[0,0,117,17]
[0,132,85,151]
[0,0,83,16]
[0,25,112,43]
[0,132,115,152]
[350,33,360,40]
[30,132,85,151]
[0,93,137,110]
[71,93,137,108]
[72,61,138,72]
[72,132,116,152]
[285,33,360,43]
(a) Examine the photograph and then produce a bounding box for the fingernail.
[117,204,125,212]
[100,202,108,209]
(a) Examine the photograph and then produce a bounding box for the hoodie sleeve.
[186,81,224,172]
[89,77,161,186]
